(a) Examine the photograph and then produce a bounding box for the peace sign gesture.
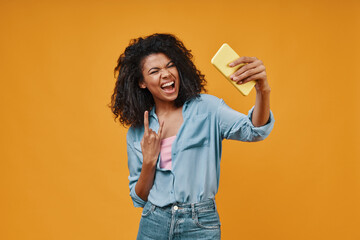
[140,111,164,167]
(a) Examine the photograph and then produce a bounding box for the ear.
[139,81,146,89]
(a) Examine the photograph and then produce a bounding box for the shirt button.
[173,205,178,210]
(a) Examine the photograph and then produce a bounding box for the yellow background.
[1,0,359,239]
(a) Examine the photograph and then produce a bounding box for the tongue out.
[162,85,175,93]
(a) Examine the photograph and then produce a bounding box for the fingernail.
[229,63,234,67]
[230,75,234,79]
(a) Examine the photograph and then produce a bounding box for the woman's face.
[140,53,180,106]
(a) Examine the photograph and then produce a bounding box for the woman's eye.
[150,71,158,74]
[168,64,175,68]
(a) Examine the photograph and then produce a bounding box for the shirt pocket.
[180,113,210,151]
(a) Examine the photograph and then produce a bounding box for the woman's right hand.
[140,111,164,167]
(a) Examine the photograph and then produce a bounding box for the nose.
[161,69,171,78]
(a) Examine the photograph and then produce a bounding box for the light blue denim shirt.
[127,94,275,208]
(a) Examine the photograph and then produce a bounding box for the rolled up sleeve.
[129,181,146,208]
[217,99,275,142]
[127,132,147,208]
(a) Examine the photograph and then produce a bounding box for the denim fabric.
[127,94,275,208]
[137,198,221,240]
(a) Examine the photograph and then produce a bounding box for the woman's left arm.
[229,56,271,127]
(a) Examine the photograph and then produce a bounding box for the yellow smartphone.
[211,43,256,96]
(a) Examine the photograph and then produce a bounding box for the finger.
[157,120,164,138]
[236,71,266,85]
[144,111,149,135]
[149,132,156,141]
[230,60,263,79]
[144,129,154,144]
[234,65,266,83]
[228,56,257,67]
[235,69,265,84]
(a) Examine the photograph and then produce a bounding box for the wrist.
[142,157,157,169]
[256,82,271,95]
[256,87,271,96]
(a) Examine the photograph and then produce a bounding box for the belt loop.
[191,203,195,219]
[213,198,217,211]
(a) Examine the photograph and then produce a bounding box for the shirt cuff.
[247,106,275,138]
[130,184,147,208]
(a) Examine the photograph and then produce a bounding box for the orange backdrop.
[1,0,359,239]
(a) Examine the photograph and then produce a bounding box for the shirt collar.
[149,106,157,120]
[148,97,194,120]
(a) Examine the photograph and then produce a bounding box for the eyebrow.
[147,61,174,73]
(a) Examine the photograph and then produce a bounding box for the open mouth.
[161,81,175,93]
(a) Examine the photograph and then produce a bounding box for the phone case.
[211,43,256,96]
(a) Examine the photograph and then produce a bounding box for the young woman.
[109,33,274,239]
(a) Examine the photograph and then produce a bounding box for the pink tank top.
[160,135,176,170]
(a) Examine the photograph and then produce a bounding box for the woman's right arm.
[134,158,157,202]
[128,111,163,206]
[216,98,275,142]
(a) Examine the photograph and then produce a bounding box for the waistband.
[154,198,217,213]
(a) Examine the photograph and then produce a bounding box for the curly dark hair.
[109,33,207,128]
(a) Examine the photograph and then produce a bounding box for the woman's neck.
[154,103,178,117]
[154,101,184,139]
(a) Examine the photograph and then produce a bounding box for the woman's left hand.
[228,56,271,93]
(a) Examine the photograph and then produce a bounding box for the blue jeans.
[137,198,221,240]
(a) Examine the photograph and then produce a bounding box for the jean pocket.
[141,202,156,217]
[194,207,221,229]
